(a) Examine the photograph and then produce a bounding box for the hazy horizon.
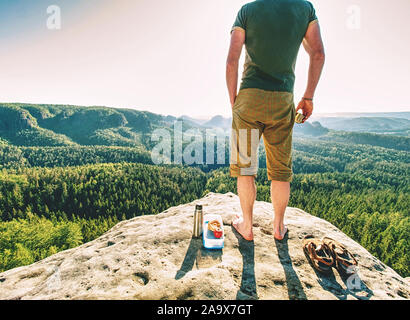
[2,101,409,121]
[1,0,409,117]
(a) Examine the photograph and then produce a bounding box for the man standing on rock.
[227,0,325,241]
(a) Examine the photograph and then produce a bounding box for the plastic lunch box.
[202,214,224,250]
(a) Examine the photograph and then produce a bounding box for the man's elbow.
[311,49,325,62]
[226,57,239,69]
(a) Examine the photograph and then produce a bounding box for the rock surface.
[0,193,409,300]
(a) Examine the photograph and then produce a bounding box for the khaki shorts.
[230,88,296,182]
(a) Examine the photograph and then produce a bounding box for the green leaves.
[0,217,82,272]
[0,163,207,273]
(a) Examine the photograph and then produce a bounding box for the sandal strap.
[337,249,358,267]
[307,242,333,266]
[323,237,357,267]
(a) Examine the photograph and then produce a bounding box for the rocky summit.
[0,193,408,300]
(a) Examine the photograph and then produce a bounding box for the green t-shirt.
[232,0,318,93]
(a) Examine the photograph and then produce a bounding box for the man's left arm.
[226,29,245,108]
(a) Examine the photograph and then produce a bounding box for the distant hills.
[183,112,410,136]
[0,103,175,148]
[0,103,409,151]
[313,116,410,135]
[198,115,331,137]
[198,113,410,135]
[202,115,232,129]
[294,121,329,136]
[312,112,410,120]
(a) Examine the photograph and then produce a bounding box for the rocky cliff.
[0,193,408,300]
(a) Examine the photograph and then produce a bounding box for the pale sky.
[0,0,409,117]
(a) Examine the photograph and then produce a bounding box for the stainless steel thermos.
[193,205,203,238]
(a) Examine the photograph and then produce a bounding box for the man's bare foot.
[232,215,254,241]
[274,225,288,241]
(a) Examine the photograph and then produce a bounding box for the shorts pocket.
[291,103,296,124]
[232,92,244,113]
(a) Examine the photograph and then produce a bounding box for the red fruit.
[213,227,223,239]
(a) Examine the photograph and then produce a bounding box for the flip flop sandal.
[303,236,334,274]
[322,237,358,275]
